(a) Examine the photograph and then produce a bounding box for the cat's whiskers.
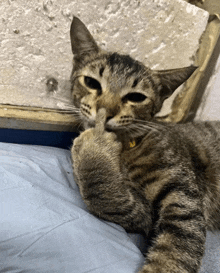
[60,105,81,112]
[50,95,79,111]
[77,120,84,130]
[133,118,165,130]
[132,120,157,130]
[69,113,82,120]
[55,101,83,121]
[125,124,149,138]
[126,119,165,138]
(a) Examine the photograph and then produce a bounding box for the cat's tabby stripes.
[70,17,220,273]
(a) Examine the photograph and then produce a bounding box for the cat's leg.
[139,185,206,273]
[71,126,152,234]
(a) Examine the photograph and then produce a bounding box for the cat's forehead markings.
[99,66,105,77]
[88,63,100,73]
[107,53,144,76]
[84,60,107,77]
[100,66,111,92]
[80,67,97,78]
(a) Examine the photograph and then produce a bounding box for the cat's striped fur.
[70,17,220,273]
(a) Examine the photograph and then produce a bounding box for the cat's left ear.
[153,65,197,101]
[70,17,99,56]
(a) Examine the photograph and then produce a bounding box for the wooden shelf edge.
[0,104,79,131]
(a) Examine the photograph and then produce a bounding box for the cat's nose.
[95,108,113,129]
[96,93,120,123]
[97,107,119,124]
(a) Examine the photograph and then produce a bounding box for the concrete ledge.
[0,105,76,131]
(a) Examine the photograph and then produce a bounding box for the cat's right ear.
[70,17,99,56]
[153,65,197,102]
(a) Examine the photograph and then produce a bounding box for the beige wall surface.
[0,0,208,117]
[195,38,220,121]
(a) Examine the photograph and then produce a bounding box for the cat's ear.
[153,66,197,101]
[70,17,99,56]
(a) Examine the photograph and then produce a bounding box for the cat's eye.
[84,76,102,91]
[122,92,147,103]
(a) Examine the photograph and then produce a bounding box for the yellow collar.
[129,140,136,148]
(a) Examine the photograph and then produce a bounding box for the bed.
[0,141,219,272]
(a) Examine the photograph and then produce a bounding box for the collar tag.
[129,140,136,148]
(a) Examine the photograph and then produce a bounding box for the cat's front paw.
[71,108,122,170]
[71,126,122,160]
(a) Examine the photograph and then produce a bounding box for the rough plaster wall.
[0,0,208,114]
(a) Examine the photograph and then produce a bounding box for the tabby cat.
[70,17,220,273]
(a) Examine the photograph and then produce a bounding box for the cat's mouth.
[81,109,156,139]
[83,115,155,139]
[85,119,122,132]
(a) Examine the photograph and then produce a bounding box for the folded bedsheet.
[0,142,219,273]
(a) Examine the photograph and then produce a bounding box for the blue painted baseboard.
[0,128,79,149]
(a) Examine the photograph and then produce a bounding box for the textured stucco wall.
[0,0,208,116]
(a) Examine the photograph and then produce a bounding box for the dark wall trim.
[0,128,78,149]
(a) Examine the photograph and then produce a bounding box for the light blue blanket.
[0,142,219,272]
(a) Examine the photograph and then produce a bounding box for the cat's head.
[70,17,196,134]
